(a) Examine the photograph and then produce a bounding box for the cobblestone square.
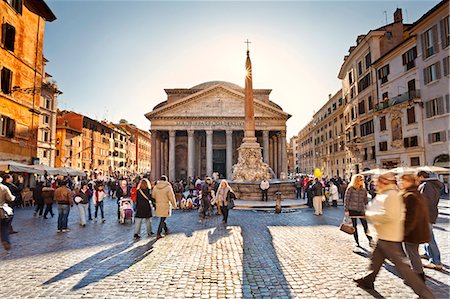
[0,198,448,298]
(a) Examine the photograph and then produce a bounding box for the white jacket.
[260,180,270,190]
[92,190,107,204]
[329,185,339,200]
[366,186,405,242]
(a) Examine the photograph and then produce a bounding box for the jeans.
[157,217,168,235]
[134,218,152,236]
[95,201,104,219]
[220,206,229,223]
[349,210,372,245]
[87,198,92,220]
[57,204,70,230]
[361,240,434,299]
[1,218,11,246]
[424,223,441,265]
[77,203,88,225]
[261,189,268,201]
[404,242,423,274]
[296,188,302,199]
[35,203,44,216]
[43,204,54,218]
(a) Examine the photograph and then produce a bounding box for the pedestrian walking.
[199,178,213,221]
[75,183,90,227]
[295,177,302,199]
[418,171,444,270]
[33,181,44,217]
[311,178,324,215]
[134,178,154,239]
[55,180,74,232]
[0,177,15,251]
[353,172,435,299]
[42,184,55,219]
[87,183,94,221]
[329,181,339,207]
[92,184,107,222]
[152,175,177,240]
[344,174,373,248]
[216,180,236,224]
[399,174,430,282]
[116,180,130,220]
[2,174,23,234]
[260,179,270,201]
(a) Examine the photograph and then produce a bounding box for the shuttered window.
[0,115,15,138]
[380,116,387,131]
[2,23,15,52]
[422,25,439,59]
[424,62,441,84]
[428,131,447,143]
[407,107,416,124]
[440,15,449,49]
[402,47,417,70]
[425,97,445,118]
[5,0,22,14]
[444,56,449,76]
[378,64,390,84]
[379,141,388,151]
[1,67,12,94]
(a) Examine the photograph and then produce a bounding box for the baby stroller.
[119,198,134,224]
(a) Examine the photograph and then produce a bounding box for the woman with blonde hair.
[399,174,430,281]
[134,178,154,240]
[344,174,373,248]
[216,180,236,224]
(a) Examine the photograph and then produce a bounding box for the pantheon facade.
[145,81,291,181]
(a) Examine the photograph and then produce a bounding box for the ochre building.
[145,81,290,181]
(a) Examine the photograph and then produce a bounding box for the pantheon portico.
[145,81,291,181]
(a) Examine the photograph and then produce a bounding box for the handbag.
[339,216,355,235]
[227,193,236,210]
[0,204,13,220]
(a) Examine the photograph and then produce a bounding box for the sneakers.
[423,262,443,270]
[353,278,374,290]
[102,219,105,223]
[57,229,62,233]
[62,229,70,232]
[157,234,163,240]
[134,234,141,240]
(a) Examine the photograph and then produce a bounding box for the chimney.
[394,8,402,23]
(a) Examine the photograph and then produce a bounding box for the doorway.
[213,149,226,178]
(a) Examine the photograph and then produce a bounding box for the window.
[358,61,363,76]
[404,136,418,148]
[43,131,49,142]
[424,62,441,84]
[402,47,417,70]
[56,150,60,156]
[2,23,15,52]
[379,141,388,151]
[444,56,449,76]
[357,73,371,92]
[407,107,416,124]
[43,114,50,125]
[378,64,389,83]
[5,0,22,13]
[428,131,447,143]
[352,126,357,139]
[365,53,371,69]
[350,86,355,99]
[358,100,366,115]
[45,98,51,109]
[382,92,389,101]
[380,116,387,131]
[411,157,420,166]
[363,148,368,161]
[440,16,449,49]
[371,146,376,160]
[0,115,15,138]
[422,25,439,59]
[368,96,373,110]
[351,107,355,120]
[425,97,446,118]
[43,150,47,158]
[1,67,12,94]
[360,120,374,137]
[348,70,354,85]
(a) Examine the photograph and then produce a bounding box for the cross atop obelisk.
[244,40,256,140]
[244,39,251,52]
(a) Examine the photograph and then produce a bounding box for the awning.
[58,167,86,177]
[0,160,45,175]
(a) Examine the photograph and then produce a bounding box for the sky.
[43,0,441,138]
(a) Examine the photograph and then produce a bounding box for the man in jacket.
[418,171,444,270]
[311,178,324,216]
[152,175,177,239]
[55,180,73,233]
[354,173,435,299]
[2,174,23,234]
[260,179,270,201]
[0,176,15,251]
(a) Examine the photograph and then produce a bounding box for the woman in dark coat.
[400,174,431,282]
[134,179,154,239]
[33,182,44,217]
[42,185,55,219]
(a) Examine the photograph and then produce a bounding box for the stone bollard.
[275,191,282,214]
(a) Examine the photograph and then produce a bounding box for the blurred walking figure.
[0,177,15,251]
[33,181,44,217]
[329,181,339,207]
[354,173,435,299]
[152,175,176,240]
[42,183,55,219]
[311,178,324,215]
[134,178,154,239]
[216,180,236,224]
[344,174,373,248]
[399,174,430,282]
[418,171,444,270]
[93,184,107,222]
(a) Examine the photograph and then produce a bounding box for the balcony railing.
[375,89,421,111]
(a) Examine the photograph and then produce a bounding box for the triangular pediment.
[146,84,288,120]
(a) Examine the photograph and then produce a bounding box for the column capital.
[169,130,176,137]
[187,130,195,136]
[206,130,213,135]
[280,131,286,137]
[262,130,269,137]
[226,130,233,136]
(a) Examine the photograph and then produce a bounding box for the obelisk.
[231,43,271,182]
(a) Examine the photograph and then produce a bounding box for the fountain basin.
[229,179,296,201]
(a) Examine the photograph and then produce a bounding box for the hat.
[378,172,397,183]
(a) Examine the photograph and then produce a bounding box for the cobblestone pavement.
[0,197,448,298]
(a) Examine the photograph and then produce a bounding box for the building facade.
[0,0,55,163]
[55,111,82,170]
[145,81,290,181]
[297,120,315,175]
[104,123,129,176]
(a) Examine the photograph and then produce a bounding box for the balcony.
[375,90,421,111]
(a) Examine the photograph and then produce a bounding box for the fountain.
[229,47,295,201]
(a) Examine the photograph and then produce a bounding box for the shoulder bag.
[339,216,355,234]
